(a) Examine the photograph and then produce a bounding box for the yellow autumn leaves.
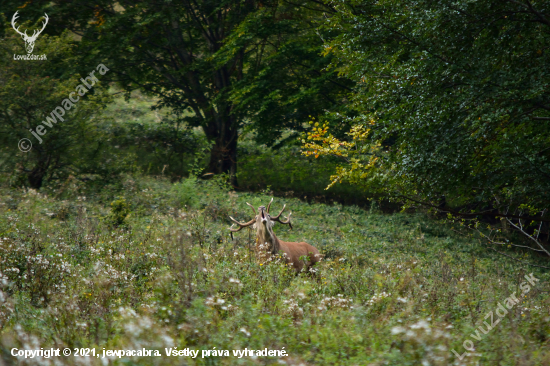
[301,119,381,189]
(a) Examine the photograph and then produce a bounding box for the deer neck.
[256,221,280,254]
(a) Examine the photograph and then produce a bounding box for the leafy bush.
[104,198,131,229]
[171,176,201,209]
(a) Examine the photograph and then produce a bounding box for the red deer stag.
[229,199,321,273]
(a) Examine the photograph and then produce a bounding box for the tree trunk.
[204,107,238,187]
[207,136,238,187]
[201,61,241,187]
[26,154,51,189]
[27,166,46,189]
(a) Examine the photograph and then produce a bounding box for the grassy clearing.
[0,175,548,365]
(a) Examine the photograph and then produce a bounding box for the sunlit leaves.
[303,120,382,189]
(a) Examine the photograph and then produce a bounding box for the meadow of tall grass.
[0,175,548,365]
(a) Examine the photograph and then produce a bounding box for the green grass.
[0,175,548,365]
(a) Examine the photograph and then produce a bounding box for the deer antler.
[228,216,255,239]
[228,216,255,231]
[11,11,26,37]
[245,202,257,216]
[266,197,273,213]
[11,12,48,40]
[272,212,292,229]
[31,13,48,40]
[270,204,293,229]
[270,204,286,219]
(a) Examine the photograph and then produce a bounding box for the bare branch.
[505,217,550,257]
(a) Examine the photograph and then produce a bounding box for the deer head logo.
[11,11,49,54]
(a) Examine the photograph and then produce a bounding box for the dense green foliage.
[6,0,350,184]
[0,30,111,188]
[0,176,549,365]
[308,0,550,224]
[219,2,353,146]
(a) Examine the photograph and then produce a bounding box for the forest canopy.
[304,0,550,230]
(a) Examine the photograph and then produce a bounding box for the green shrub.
[172,176,201,209]
[104,198,131,229]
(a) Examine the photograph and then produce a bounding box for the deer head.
[12,11,49,54]
[228,198,292,249]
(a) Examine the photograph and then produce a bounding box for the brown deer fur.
[229,199,321,273]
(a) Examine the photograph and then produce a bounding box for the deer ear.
[269,221,275,228]
[252,223,257,229]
